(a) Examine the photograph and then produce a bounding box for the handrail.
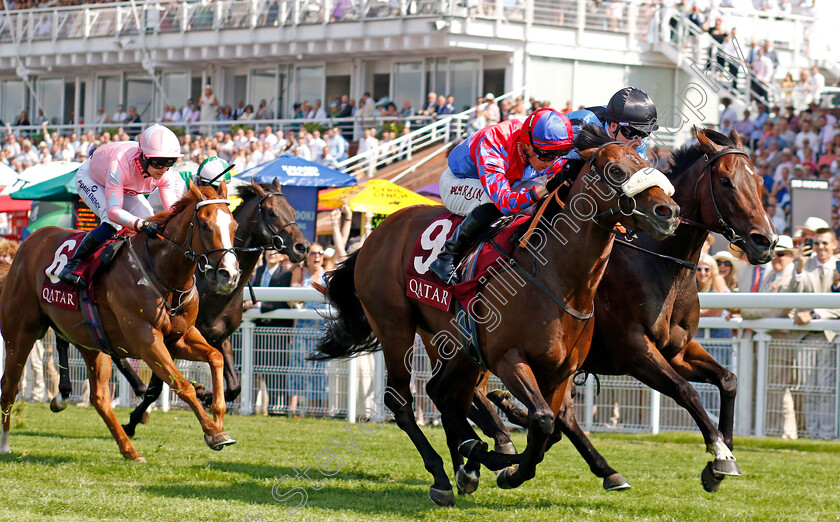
[337,86,525,179]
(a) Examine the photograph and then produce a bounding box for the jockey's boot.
[58,223,117,287]
[429,203,502,285]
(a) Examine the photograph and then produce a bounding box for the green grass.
[1,404,839,521]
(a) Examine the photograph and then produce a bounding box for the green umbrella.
[11,169,78,201]
[26,201,74,233]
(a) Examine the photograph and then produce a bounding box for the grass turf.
[1,403,838,521]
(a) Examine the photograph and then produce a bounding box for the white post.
[161,383,170,412]
[650,390,661,435]
[347,356,358,423]
[735,330,754,436]
[0,335,5,376]
[583,374,594,432]
[238,320,255,415]
[373,351,386,422]
[834,337,839,440]
[753,330,771,437]
[119,374,131,408]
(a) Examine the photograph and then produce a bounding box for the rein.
[233,192,299,253]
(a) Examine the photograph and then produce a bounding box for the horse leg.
[673,339,738,449]
[625,338,740,492]
[492,349,555,490]
[112,356,147,398]
[168,326,233,450]
[139,328,231,450]
[470,371,517,454]
[220,338,241,402]
[122,374,164,438]
[551,380,630,491]
[485,388,530,428]
[77,348,144,461]
[50,339,73,413]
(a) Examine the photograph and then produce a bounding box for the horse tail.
[309,250,379,361]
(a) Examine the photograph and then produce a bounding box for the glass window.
[126,77,154,122]
[449,59,479,112]
[528,57,573,108]
[2,80,25,124]
[393,62,423,110]
[250,68,278,119]
[573,61,625,108]
[98,75,121,117]
[37,78,63,125]
[163,72,190,114]
[294,65,324,106]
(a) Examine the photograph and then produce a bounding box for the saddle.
[41,230,132,356]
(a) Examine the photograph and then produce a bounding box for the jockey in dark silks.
[429,108,574,285]
[562,86,659,177]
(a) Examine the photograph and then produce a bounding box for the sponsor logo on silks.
[406,275,451,312]
[42,287,77,309]
[449,184,484,201]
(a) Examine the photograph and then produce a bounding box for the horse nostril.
[294,242,308,255]
[654,205,673,220]
[750,233,773,248]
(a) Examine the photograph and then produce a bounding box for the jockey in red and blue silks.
[430,108,574,284]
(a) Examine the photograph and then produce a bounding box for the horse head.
[576,125,680,240]
[186,180,241,293]
[244,179,310,263]
[695,128,777,264]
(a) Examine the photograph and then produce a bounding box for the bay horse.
[0,182,241,461]
[478,128,777,492]
[311,125,681,505]
[50,180,310,437]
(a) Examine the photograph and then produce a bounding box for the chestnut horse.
[312,125,680,505]
[0,182,240,461]
[50,180,310,437]
[478,128,777,492]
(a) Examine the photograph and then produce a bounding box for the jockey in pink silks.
[59,124,183,287]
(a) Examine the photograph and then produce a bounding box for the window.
[449,59,479,112]
[251,68,279,119]
[163,72,190,114]
[1,80,25,124]
[98,75,121,117]
[38,78,63,125]
[393,62,423,110]
[294,65,324,106]
[126,77,154,122]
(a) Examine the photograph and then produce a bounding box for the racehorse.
[311,125,681,505]
[0,182,240,461]
[479,128,776,492]
[49,180,309,437]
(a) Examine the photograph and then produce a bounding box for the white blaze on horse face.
[0,426,9,454]
[214,208,239,278]
[707,439,735,461]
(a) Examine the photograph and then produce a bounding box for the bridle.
[127,198,233,316]
[587,141,654,235]
[235,192,299,254]
[682,148,750,248]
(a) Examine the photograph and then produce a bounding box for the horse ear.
[217,179,228,199]
[696,128,723,155]
[729,128,744,149]
[188,179,205,201]
[272,178,283,193]
[250,179,266,196]
[577,148,597,161]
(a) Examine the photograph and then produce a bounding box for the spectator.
[13,110,31,127]
[111,104,127,123]
[713,250,743,291]
[420,92,437,116]
[734,109,752,140]
[255,99,271,120]
[233,99,246,120]
[399,100,414,118]
[808,66,825,105]
[199,85,219,135]
[465,106,487,136]
[326,127,348,162]
[483,93,500,125]
[719,97,737,134]
[695,253,731,340]
[124,106,142,131]
[308,129,326,160]
[238,104,255,121]
[311,99,328,120]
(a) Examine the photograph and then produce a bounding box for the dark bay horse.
[50,180,309,437]
[480,128,777,492]
[0,183,241,461]
[312,125,681,505]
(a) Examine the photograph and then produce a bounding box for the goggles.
[148,157,178,169]
[618,125,649,140]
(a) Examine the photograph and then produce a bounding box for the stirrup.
[58,267,86,288]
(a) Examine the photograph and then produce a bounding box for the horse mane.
[236,182,275,201]
[573,123,614,152]
[149,185,221,226]
[666,128,736,176]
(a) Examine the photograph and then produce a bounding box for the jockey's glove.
[137,220,164,237]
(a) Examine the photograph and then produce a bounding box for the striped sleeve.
[475,134,538,215]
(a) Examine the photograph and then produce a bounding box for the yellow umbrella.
[319,179,440,215]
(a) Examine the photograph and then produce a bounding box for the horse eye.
[200,221,210,230]
[719,177,732,187]
[609,166,623,178]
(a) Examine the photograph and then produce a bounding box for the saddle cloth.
[406,212,529,313]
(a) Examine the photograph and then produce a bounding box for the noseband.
[684,148,750,246]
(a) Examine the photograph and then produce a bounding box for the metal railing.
[4,289,838,440]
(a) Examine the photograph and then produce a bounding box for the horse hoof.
[131,456,147,463]
[49,397,67,413]
[712,458,741,477]
[487,389,512,404]
[496,466,517,489]
[701,462,725,493]
[204,431,236,451]
[494,441,517,455]
[456,465,479,495]
[121,424,136,439]
[141,411,151,424]
[428,486,456,506]
[603,473,631,491]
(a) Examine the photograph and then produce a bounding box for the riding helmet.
[605,87,659,134]
[139,124,183,158]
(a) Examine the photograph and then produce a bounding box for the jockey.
[564,86,659,166]
[189,156,232,188]
[58,124,182,287]
[429,108,574,284]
